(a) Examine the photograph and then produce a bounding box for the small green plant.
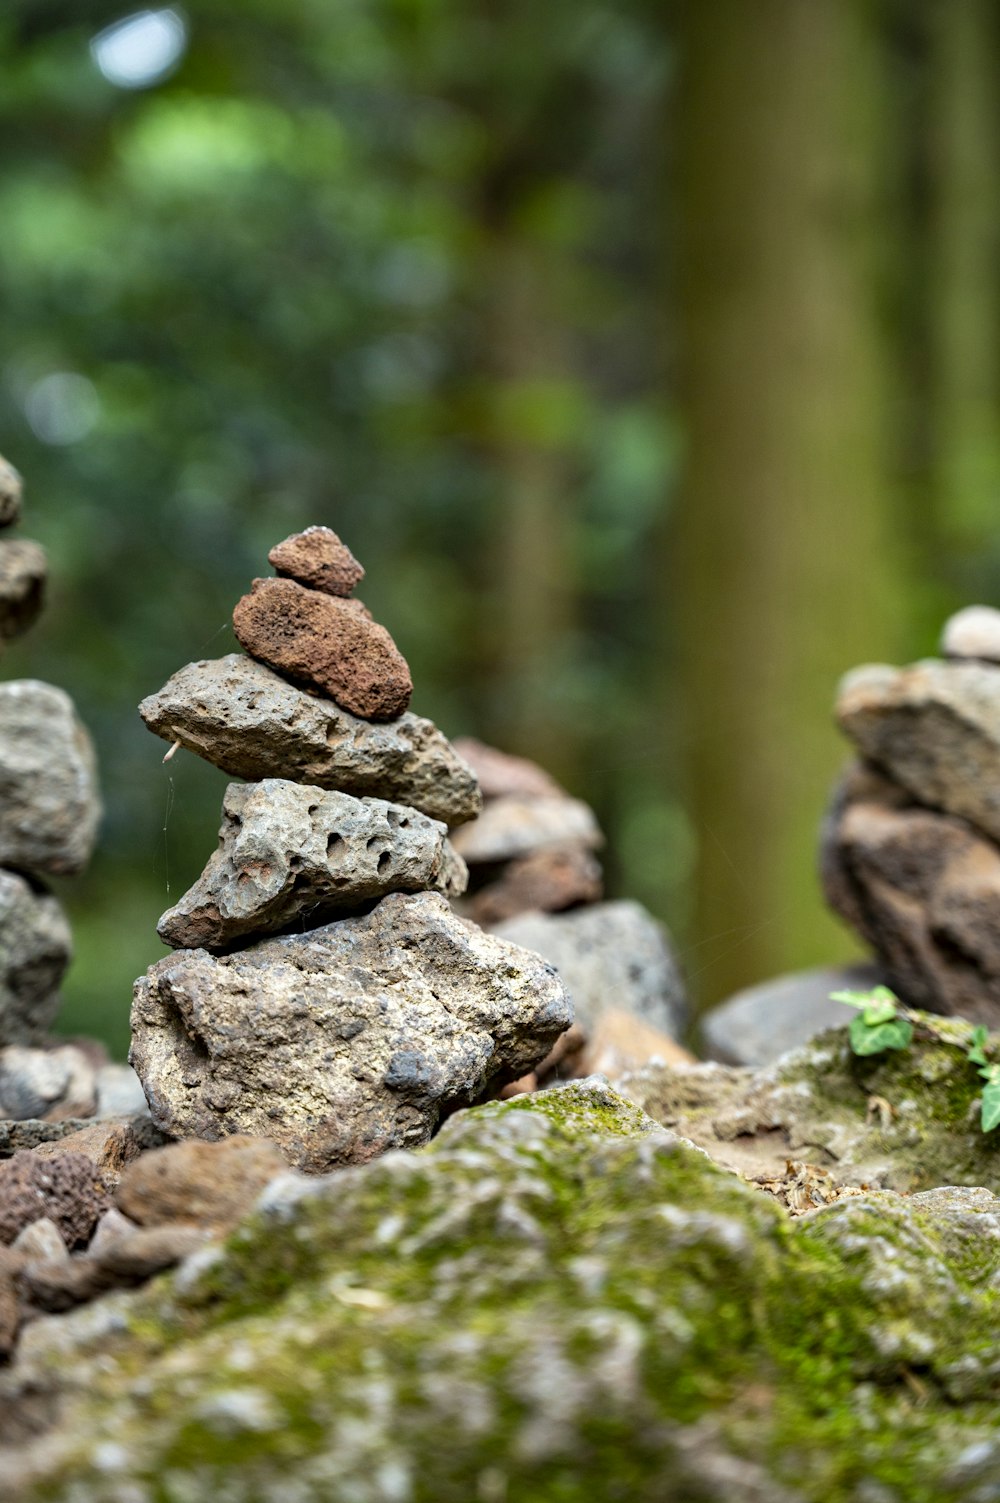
[830,986,1000,1134]
[966,1025,1000,1133]
[829,984,914,1056]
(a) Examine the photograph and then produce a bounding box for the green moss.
[12,1081,1000,1502]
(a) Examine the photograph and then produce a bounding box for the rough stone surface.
[115,1137,288,1231]
[941,604,1000,662]
[0,1044,96,1121]
[233,576,412,720]
[0,1152,108,1249]
[0,680,100,877]
[466,841,603,924]
[493,899,686,1039]
[700,962,887,1066]
[139,655,481,827]
[821,761,1000,1025]
[450,736,564,799]
[131,891,572,1170]
[836,657,1000,841]
[451,793,603,865]
[268,527,364,597]
[31,1120,146,1191]
[0,541,45,644]
[0,875,72,1047]
[5,1083,1000,1500]
[158,780,467,951]
[0,1115,168,1160]
[573,1009,696,1078]
[621,1011,1000,1196]
[0,454,23,529]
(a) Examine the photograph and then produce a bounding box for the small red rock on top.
[269,527,364,597]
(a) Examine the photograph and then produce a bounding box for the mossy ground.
[9,1073,1000,1502]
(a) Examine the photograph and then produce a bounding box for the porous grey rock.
[820,761,1000,1025]
[0,681,100,877]
[0,874,72,1047]
[0,1045,96,1122]
[139,654,481,828]
[157,780,467,951]
[0,455,23,529]
[493,899,686,1039]
[941,605,1000,663]
[700,963,886,1067]
[233,576,412,720]
[451,793,603,865]
[93,1064,149,1120]
[836,658,1000,842]
[131,891,572,1171]
[0,541,45,645]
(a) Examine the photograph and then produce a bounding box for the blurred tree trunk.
[925,0,1000,558]
[485,228,578,783]
[671,0,910,1010]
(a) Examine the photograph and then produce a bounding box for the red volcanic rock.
[268,527,365,597]
[232,576,412,721]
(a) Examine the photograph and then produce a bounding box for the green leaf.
[968,1026,990,1068]
[831,986,900,1012]
[849,1016,913,1057]
[981,1080,1000,1133]
[862,997,898,1026]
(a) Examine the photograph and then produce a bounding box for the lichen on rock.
[5,1079,1000,1501]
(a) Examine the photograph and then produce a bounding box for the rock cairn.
[133,528,573,1170]
[822,604,1000,1027]
[0,454,110,1125]
[451,737,690,1084]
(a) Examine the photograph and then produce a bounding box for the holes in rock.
[308,804,319,817]
[377,851,391,874]
[327,832,344,860]
[366,835,379,850]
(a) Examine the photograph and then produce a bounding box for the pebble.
[268,527,365,596]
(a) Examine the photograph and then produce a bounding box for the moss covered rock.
[3,1077,1000,1501]
[624,1014,1000,1194]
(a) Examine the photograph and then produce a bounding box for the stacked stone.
[822,605,1000,1028]
[0,455,108,1125]
[450,738,690,1083]
[133,528,572,1171]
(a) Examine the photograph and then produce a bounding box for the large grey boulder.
[131,891,571,1170]
[0,542,45,645]
[700,963,884,1066]
[0,681,100,878]
[139,654,481,828]
[0,871,71,1046]
[836,658,1000,842]
[493,899,686,1038]
[158,780,467,951]
[451,793,602,865]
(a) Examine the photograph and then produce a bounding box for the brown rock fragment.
[451,738,564,800]
[0,539,46,644]
[0,1151,109,1249]
[31,1119,146,1191]
[115,1136,288,1232]
[0,1247,22,1356]
[233,576,412,720]
[268,527,365,597]
[573,1010,695,1080]
[468,843,603,925]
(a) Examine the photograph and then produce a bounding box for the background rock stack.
[134,527,572,1170]
[822,605,1000,1028]
[0,453,109,1126]
[450,737,690,1082]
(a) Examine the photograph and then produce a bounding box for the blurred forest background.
[1,0,999,1057]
